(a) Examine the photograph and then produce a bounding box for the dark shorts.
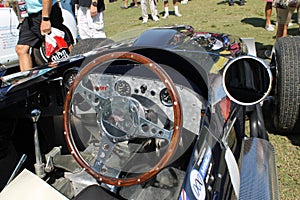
[17,3,64,48]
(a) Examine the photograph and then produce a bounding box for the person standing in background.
[162,0,182,18]
[141,0,159,23]
[72,0,106,39]
[15,0,64,71]
[276,0,300,37]
[120,0,138,9]
[264,0,275,31]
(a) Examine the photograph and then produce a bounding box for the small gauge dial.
[114,80,131,96]
[160,88,172,106]
[63,70,78,89]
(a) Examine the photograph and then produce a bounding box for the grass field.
[102,0,300,199]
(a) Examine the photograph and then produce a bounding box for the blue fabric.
[26,0,57,14]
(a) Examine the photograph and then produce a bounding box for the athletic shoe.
[175,12,182,17]
[153,16,159,22]
[162,13,169,19]
[265,25,275,31]
[142,18,148,23]
[181,0,188,4]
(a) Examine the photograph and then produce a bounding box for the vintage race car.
[0,25,299,200]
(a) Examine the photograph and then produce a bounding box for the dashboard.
[73,72,204,135]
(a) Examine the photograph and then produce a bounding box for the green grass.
[270,133,300,200]
[103,0,300,199]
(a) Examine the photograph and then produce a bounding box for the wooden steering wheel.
[63,51,182,186]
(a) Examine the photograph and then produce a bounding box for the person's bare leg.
[133,0,138,6]
[173,0,178,6]
[16,44,32,71]
[282,24,288,37]
[276,24,288,38]
[173,0,181,16]
[265,2,273,26]
[123,0,128,7]
[163,1,169,18]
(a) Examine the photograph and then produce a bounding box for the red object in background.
[45,28,70,62]
[45,35,68,57]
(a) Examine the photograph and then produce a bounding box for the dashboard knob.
[140,84,147,94]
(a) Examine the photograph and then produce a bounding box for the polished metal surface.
[31,109,46,178]
[239,138,279,200]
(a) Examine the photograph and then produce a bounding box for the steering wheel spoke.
[139,117,173,143]
[75,81,107,113]
[93,136,116,171]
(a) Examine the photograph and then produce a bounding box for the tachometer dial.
[160,88,172,106]
[114,80,131,96]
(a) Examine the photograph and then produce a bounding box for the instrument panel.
[84,73,204,134]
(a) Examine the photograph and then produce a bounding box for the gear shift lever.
[31,109,46,178]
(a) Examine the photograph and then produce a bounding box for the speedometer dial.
[114,80,131,96]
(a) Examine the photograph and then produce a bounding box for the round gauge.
[114,80,131,96]
[63,70,78,89]
[160,88,172,106]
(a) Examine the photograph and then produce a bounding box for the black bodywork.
[0,25,279,200]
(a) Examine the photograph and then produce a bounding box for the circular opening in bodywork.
[223,56,272,106]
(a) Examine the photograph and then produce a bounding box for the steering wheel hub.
[99,96,145,142]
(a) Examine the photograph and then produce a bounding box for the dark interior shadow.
[255,42,274,59]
